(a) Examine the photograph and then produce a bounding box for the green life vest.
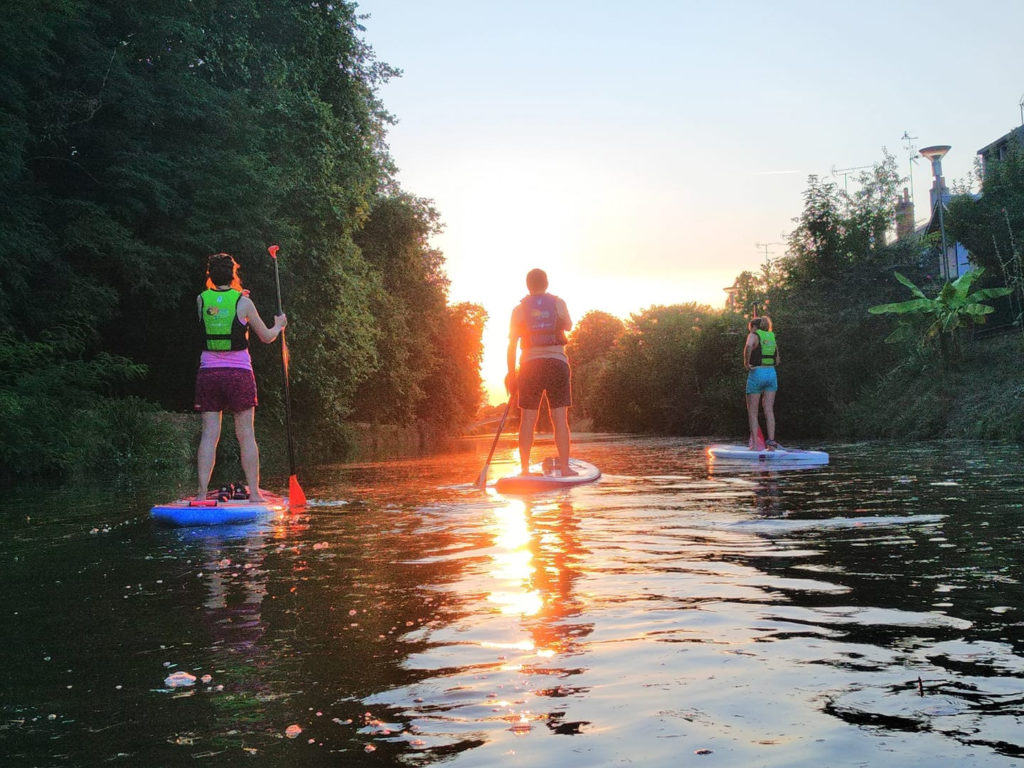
[200,289,249,351]
[751,329,777,366]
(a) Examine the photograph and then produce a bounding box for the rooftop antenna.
[831,163,873,195]
[902,131,919,210]
[755,241,781,268]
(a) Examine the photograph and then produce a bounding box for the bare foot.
[561,468,579,477]
[249,494,266,502]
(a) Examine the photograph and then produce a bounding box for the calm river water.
[2,435,1023,767]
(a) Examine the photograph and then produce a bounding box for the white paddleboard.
[707,444,829,464]
[494,458,601,494]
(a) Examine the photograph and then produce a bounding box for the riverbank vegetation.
[563,150,1023,443]
[2,4,1020,483]
[1,1,485,481]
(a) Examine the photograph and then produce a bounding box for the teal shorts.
[746,366,778,395]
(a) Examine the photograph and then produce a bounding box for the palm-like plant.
[868,268,1012,362]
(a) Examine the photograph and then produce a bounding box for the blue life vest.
[520,293,566,348]
[200,289,249,351]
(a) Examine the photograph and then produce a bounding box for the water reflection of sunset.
[487,501,543,617]
[483,496,592,663]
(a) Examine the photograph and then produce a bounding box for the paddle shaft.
[476,399,512,488]
[271,255,299,480]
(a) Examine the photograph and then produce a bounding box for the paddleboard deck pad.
[707,444,829,464]
[151,490,287,526]
[494,458,601,494]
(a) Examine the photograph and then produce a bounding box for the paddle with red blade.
[268,244,307,507]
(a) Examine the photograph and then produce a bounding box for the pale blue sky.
[355,0,1023,398]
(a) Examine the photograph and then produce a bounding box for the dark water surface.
[2,435,1023,767]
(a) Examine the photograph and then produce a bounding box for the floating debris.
[164,671,197,688]
[510,716,532,734]
[285,724,302,739]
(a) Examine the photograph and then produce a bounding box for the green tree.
[947,143,1024,327]
[352,193,449,425]
[0,0,406,474]
[565,311,625,422]
[589,304,725,434]
[868,268,1012,363]
[418,302,487,436]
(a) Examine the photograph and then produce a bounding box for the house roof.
[977,125,1024,158]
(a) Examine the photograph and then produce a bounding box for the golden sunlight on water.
[4,436,1024,767]
[487,501,543,617]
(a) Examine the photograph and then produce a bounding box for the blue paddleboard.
[151,491,287,526]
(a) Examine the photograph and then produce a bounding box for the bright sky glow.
[356,0,1024,402]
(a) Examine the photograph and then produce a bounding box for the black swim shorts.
[518,358,571,410]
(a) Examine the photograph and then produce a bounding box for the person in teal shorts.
[743,316,779,450]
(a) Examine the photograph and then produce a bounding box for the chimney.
[895,187,915,240]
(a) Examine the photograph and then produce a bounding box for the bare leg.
[519,408,539,474]
[197,411,223,499]
[233,408,263,501]
[745,393,761,449]
[762,390,777,445]
[551,405,576,475]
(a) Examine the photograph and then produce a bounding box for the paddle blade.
[755,427,766,451]
[268,244,280,258]
[289,474,307,508]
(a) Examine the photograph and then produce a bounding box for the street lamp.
[919,145,951,281]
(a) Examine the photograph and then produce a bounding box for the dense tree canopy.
[565,310,625,421]
[567,151,961,439]
[0,0,484,478]
[1,3,1018,479]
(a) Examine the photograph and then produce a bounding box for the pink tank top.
[199,349,252,370]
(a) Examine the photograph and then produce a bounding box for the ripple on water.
[4,437,1024,766]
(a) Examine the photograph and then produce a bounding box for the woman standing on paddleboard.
[195,253,286,502]
[744,316,780,451]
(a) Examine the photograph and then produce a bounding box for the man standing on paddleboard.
[195,253,286,502]
[505,268,577,477]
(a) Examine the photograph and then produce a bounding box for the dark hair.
[749,316,773,332]
[526,268,548,293]
[206,253,242,291]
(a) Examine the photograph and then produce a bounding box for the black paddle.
[268,245,307,507]
[476,399,512,489]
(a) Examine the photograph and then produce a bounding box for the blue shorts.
[745,366,778,395]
